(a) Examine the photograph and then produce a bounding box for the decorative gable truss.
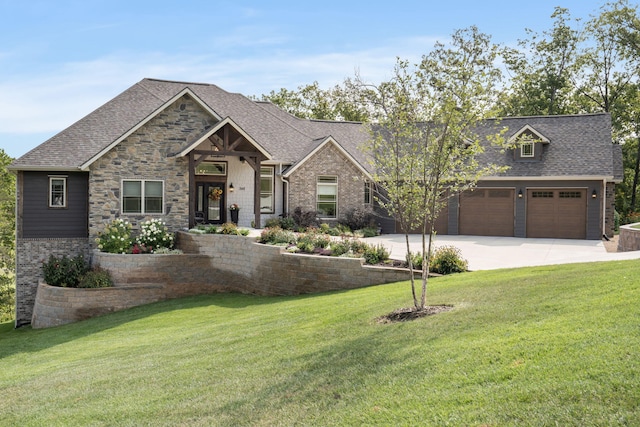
[177,117,273,228]
[508,125,550,161]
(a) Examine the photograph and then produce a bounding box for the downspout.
[279,163,289,216]
[602,178,607,239]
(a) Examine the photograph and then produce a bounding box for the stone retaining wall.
[617,223,640,252]
[31,232,412,328]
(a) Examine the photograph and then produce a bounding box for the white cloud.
[0,35,442,137]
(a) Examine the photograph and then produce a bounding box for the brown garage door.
[459,188,514,236]
[526,189,586,239]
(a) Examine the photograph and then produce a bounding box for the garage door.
[459,188,514,236]
[526,189,586,239]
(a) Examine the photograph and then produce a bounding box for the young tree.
[359,27,508,311]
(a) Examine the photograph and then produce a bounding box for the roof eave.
[7,165,82,173]
[481,175,615,181]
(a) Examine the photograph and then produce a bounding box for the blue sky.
[0,0,615,159]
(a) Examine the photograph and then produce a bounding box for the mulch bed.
[376,305,453,324]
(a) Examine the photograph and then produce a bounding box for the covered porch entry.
[179,117,271,228]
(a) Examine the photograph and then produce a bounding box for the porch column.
[254,157,261,228]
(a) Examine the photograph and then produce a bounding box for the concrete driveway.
[364,234,640,271]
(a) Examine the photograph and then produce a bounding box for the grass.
[1,261,639,426]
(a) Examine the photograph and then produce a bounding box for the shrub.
[96,219,132,254]
[296,230,331,253]
[42,254,90,287]
[264,218,282,229]
[290,207,319,230]
[78,268,113,288]
[430,245,468,275]
[339,207,376,231]
[320,223,349,236]
[258,227,297,245]
[215,222,250,235]
[137,219,174,251]
[406,251,425,270]
[362,243,390,265]
[279,216,297,230]
[360,226,379,238]
[328,239,352,257]
[346,238,370,256]
[204,225,219,234]
[0,277,15,323]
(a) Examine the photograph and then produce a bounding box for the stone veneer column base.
[15,238,91,327]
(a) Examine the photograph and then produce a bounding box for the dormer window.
[521,141,534,157]
[509,125,550,162]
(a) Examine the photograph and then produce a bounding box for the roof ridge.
[490,112,609,120]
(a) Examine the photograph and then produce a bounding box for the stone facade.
[30,232,413,328]
[88,94,218,240]
[15,237,91,327]
[288,142,368,223]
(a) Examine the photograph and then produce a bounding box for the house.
[9,78,622,327]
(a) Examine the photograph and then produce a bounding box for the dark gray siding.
[20,171,89,238]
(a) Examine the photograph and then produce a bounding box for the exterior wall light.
[518,189,523,198]
[229,183,235,192]
[592,189,597,199]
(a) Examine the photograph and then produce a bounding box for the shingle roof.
[477,113,618,179]
[10,78,619,181]
[11,78,373,171]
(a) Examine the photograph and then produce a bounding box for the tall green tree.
[596,0,640,216]
[359,27,508,311]
[0,149,15,323]
[258,81,369,121]
[500,7,582,116]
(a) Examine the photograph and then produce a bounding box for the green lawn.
[1,260,639,426]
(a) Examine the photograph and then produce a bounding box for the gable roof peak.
[508,124,550,144]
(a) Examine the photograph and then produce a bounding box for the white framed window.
[260,166,275,213]
[364,181,371,205]
[49,176,67,208]
[521,141,534,157]
[195,161,227,176]
[317,176,337,218]
[122,180,164,214]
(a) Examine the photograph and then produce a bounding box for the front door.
[196,182,226,224]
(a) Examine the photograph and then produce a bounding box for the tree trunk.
[632,130,640,212]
